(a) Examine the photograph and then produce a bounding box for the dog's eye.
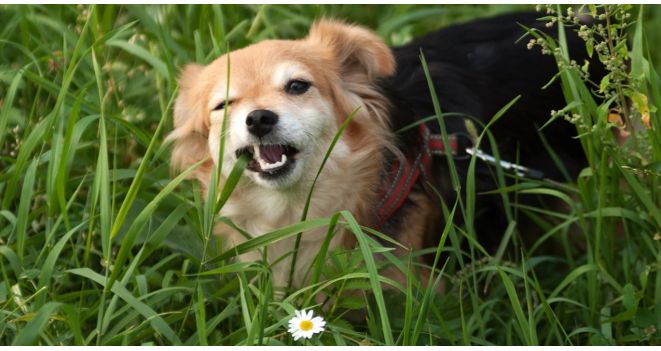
[212,100,232,111]
[285,79,311,95]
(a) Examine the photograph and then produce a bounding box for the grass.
[0,4,660,346]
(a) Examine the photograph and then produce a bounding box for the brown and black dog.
[168,12,603,289]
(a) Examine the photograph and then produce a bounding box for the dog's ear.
[167,63,213,188]
[307,19,395,80]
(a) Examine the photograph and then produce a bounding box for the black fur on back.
[377,12,606,251]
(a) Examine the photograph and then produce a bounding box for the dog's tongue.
[259,144,285,164]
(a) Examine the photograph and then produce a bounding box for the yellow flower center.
[299,320,313,331]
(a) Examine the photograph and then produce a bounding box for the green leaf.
[588,4,597,17]
[15,158,38,262]
[68,268,182,344]
[12,302,61,345]
[110,89,176,240]
[599,75,610,93]
[341,210,393,345]
[498,269,533,345]
[0,64,27,149]
[623,283,636,310]
[205,217,332,264]
[35,221,89,308]
[107,158,207,289]
[106,39,170,80]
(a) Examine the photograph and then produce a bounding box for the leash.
[465,147,544,179]
[374,123,545,229]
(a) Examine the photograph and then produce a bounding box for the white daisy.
[287,309,326,341]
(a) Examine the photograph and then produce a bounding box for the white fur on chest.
[218,146,353,288]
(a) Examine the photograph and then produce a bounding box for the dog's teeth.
[253,144,260,159]
[260,157,286,170]
[253,146,288,171]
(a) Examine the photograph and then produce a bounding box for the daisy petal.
[288,308,326,341]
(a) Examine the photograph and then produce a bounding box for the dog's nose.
[246,109,279,138]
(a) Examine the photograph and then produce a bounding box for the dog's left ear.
[307,19,395,80]
[167,63,213,190]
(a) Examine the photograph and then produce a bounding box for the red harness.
[374,124,460,229]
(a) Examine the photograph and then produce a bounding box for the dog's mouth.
[235,144,300,178]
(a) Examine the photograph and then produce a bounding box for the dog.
[168,12,603,290]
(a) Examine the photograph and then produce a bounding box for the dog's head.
[169,20,395,190]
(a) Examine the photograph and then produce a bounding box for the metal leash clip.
[465,147,545,180]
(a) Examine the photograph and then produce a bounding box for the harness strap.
[373,122,545,230]
[374,124,458,229]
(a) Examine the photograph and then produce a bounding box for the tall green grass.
[0,4,659,345]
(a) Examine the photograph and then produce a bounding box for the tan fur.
[168,19,426,290]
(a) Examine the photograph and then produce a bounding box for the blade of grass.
[497,269,533,345]
[194,285,208,345]
[288,107,358,291]
[3,5,94,210]
[11,302,61,345]
[35,220,89,308]
[340,210,393,345]
[14,157,37,262]
[90,47,113,346]
[411,199,457,344]
[106,158,207,290]
[53,86,90,230]
[206,217,332,265]
[618,160,661,229]
[419,50,460,192]
[0,63,27,150]
[68,267,182,344]
[109,89,177,240]
[106,39,170,80]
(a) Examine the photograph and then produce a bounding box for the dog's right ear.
[167,63,213,188]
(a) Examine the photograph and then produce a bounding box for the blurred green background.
[1,4,660,346]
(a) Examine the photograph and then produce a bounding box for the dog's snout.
[246,109,279,138]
